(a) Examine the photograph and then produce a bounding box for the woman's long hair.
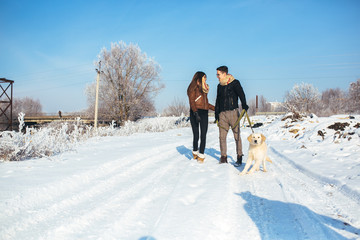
[187,71,206,95]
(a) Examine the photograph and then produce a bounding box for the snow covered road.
[1,123,360,240]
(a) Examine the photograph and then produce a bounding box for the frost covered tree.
[13,97,43,117]
[319,88,347,116]
[348,79,360,114]
[247,95,271,116]
[259,95,271,112]
[284,82,320,114]
[248,98,256,116]
[162,98,188,116]
[86,41,164,123]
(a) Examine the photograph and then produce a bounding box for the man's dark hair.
[216,66,228,74]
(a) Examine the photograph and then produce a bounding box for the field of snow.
[1,114,360,240]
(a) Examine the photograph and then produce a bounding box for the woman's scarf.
[219,74,235,86]
[202,78,209,93]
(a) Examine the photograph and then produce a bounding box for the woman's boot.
[197,153,205,163]
[192,151,199,160]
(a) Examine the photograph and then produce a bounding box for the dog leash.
[216,109,254,133]
[244,110,254,133]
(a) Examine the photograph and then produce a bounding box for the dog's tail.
[266,156,272,163]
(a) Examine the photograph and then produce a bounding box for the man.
[215,66,249,165]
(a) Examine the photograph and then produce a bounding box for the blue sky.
[1,0,360,114]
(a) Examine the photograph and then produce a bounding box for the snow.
[1,114,360,240]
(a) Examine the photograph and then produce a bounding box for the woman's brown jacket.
[187,86,215,112]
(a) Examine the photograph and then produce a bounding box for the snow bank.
[1,113,359,239]
[0,115,190,161]
[253,113,360,202]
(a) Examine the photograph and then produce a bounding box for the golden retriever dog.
[240,133,272,175]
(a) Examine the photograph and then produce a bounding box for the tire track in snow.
[228,140,360,240]
[249,163,320,239]
[145,155,192,238]
[1,158,138,240]
[243,167,342,240]
[271,146,360,203]
[61,149,191,240]
[239,172,286,240]
[270,146,360,225]
[199,165,247,240]
[146,161,236,240]
[0,143,182,240]
[2,154,134,217]
[143,127,252,240]
[172,164,235,240]
[265,146,360,239]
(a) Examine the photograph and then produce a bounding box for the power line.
[13,70,95,87]
[242,75,360,81]
[163,75,360,82]
[15,80,92,95]
[8,63,94,79]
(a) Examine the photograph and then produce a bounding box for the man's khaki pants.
[218,109,243,157]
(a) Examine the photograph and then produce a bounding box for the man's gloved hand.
[242,104,249,111]
[215,113,219,122]
[194,111,201,123]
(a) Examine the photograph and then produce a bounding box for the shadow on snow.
[237,191,360,240]
[138,236,156,240]
[176,145,230,164]
[176,145,193,160]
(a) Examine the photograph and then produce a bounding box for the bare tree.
[247,95,271,116]
[13,97,43,117]
[258,95,271,112]
[284,82,320,114]
[162,98,188,116]
[130,96,157,119]
[86,41,164,124]
[348,79,360,114]
[248,98,256,116]
[319,88,347,116]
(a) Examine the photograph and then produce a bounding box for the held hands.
[194,111,201,123]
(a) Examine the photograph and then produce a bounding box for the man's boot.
[234,154,243,167]
[220,155,228,164]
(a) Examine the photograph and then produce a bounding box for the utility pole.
[256,95,258,113]
[94,61,101,128]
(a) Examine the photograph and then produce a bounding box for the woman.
[187,71,215,163]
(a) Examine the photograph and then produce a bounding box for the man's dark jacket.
[215,79,248,120]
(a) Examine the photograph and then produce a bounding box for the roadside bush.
[0,114,189,161]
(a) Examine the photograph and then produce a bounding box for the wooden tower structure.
[0,78,14,131]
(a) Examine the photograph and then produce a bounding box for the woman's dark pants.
[190,109,208,154]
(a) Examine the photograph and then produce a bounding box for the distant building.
[269,102,284,112]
